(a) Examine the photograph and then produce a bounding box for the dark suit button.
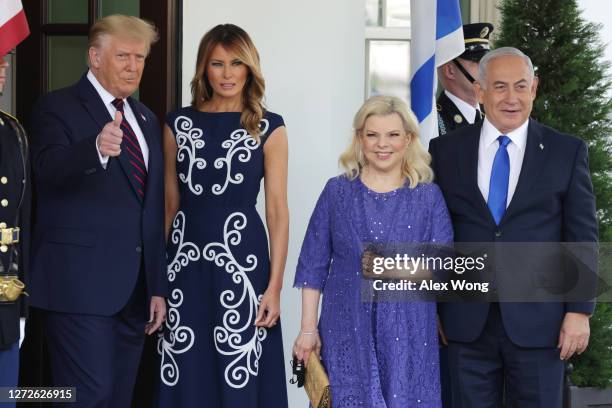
[495,230,502,238]
[136,246,142,253]
[85,168,96,175]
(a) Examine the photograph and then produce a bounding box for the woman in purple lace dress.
[293,96,453,407]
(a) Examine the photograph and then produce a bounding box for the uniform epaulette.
[0,109,19,124]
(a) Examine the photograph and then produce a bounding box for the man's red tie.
[112,99,147,199]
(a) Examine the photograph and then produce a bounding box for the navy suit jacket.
[429,119,598,348]
[28,74,168,316]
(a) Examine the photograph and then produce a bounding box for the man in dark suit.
[430,47,598,407]
[28,15,167,407]
[0,53,31,406]
[437,23,493,136]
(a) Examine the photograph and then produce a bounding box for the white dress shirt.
[87,70,149,170]
[477,118,529,207]
[445,90,481,125]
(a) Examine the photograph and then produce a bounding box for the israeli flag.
[410,0,464,147]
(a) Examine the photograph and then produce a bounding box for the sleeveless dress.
[157,107,288,407]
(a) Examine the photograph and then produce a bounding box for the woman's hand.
[254,287,281,328]
[293,330,321,367]
[361,250,380,279]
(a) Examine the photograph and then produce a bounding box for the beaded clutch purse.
[304,352,331,408]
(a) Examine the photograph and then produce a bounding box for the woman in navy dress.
[157,24,289,407]
[293,96,453,407]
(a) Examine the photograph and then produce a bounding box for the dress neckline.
[189,106,242,114]
[356,176,406,197]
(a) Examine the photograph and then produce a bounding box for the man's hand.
[558,312,590,360]
[97,111,123,157]
[145,296,166,335]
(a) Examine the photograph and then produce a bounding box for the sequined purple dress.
[294,176,453,408]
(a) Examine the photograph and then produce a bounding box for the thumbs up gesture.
[97,111,124,157]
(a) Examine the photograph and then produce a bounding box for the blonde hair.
[339,95,433,188]
[88,15,158,54]
[190,24,266,142]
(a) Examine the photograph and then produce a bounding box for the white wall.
[182,1,365,405]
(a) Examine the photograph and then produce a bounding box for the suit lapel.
[78,76,113,128]
[78,76,143,204]
[127,97,153,148]
[117,142,145,204]
[458,125,496,226]
[502,119,547,224]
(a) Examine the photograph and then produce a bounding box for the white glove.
[19,317,25,348]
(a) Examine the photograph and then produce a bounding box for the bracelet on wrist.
[300,329,318,336]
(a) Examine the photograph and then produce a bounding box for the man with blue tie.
[28,15,167,407]
[429,47,598,407]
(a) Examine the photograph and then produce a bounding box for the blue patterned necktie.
[487,135,511,225]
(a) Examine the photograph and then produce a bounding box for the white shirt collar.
[445,90,480,124]
[87,70,123,107]
[481,117,529,151]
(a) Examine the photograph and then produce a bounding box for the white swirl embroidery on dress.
[175,115,207,195]
[157,211,197,387]
[166,211,201,282]
[157,288,196,386]
[211,119,269,195]
[202,212,267,389]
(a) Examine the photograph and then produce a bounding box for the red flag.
[0,0,30,58]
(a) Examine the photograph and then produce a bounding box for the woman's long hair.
[190,24,265,141]
[339,95,433,188]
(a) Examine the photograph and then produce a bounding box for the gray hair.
[478,47,535,88]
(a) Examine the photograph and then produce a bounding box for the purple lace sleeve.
[428,184,454,284]
[430,184,454,245]
[293,180,333,291]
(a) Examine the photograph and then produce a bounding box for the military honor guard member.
[0,54,31,407]
[437,23,494,136]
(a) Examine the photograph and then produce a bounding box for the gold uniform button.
[0,177,7,184]
[0,223,6,229]
[1,200,7,207]
[0,245,7,253]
